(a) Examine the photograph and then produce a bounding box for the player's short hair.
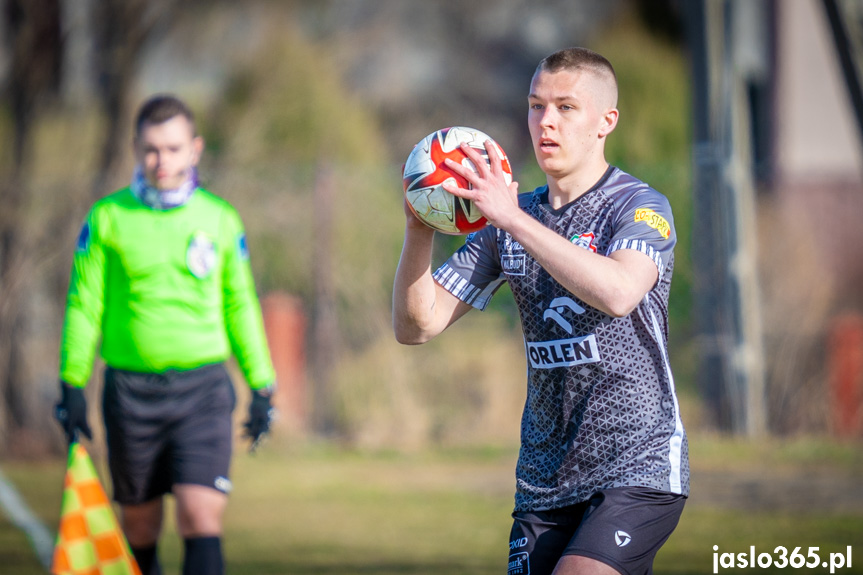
[536,47,618,106]
[537,47,616,81]
[135,94,196,137]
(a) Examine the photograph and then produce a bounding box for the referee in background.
[55,94,276,575]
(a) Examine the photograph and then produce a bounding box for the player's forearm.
[505,211,649,317]
[392,225,441,344]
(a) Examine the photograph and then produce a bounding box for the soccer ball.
[402,126,513,235]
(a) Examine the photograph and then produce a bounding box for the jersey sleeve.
[220,206,276,390]
[59,208,108,387]
[606,188,676,278]
[432,225,506,311]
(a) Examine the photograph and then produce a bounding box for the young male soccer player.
[393,47,688,575]
[55,95,276,575]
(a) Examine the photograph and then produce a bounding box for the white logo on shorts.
[214,476,232,493]
[508,551,530,575]
[615,530,632,547]
[509,537,528,550]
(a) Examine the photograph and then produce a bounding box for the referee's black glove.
[55,381,93,445]
[243,388,275,451]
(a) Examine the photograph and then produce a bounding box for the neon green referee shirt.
[60,187,275,390]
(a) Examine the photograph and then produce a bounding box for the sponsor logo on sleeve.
[76,222,90,252]
[634,208,671,239]
[237,233,249,260]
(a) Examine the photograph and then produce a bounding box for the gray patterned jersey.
[433,166,689,512]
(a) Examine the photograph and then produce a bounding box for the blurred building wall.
[774,0,863,303]
[776,0,862,178]
[765,0,863,434]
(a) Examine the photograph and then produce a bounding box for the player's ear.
[598,108,619,138]
[191,136,205,165]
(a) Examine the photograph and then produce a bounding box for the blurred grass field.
[1,434,862,575]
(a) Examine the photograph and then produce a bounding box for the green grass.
[2,436,862,574]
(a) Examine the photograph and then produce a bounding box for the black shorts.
[102,363,236,505]
[508,487,686,575]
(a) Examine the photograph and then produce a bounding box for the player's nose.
[538,108,556,129]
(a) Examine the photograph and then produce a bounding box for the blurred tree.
[197,18,398,437]
[90,0,179,199]
[1,0,181,454]
[0,0,63,453]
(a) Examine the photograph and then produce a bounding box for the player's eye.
[529,103,543,111]
[560,104,574,111]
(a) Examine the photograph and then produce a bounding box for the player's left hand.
[244,388,275,452]
[442,140,521,230]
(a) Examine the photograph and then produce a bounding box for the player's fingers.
[458,142,492,178]
[443,157,479,186]
[441,177,475,199]
[484,140,503,177]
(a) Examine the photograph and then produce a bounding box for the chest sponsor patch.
[187,232,217,278]
[526,333,600,369]
[503,234,524,253]
[501,254,526,276]
[634,208,671,239]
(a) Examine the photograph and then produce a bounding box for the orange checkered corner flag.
[51,442,141,575]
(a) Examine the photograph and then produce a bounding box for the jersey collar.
[131,166,198,210]
[540,165,616,215]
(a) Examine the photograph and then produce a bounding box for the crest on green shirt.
[187,231,216,279]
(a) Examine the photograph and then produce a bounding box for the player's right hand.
[442,140,520,231]
[55,381,93,445]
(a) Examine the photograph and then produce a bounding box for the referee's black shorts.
[102,363,236,505]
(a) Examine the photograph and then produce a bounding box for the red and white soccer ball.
[402,126,513,235]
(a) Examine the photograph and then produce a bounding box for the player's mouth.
[539,139,559,153]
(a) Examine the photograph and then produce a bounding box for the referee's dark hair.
[135,94,197,137]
